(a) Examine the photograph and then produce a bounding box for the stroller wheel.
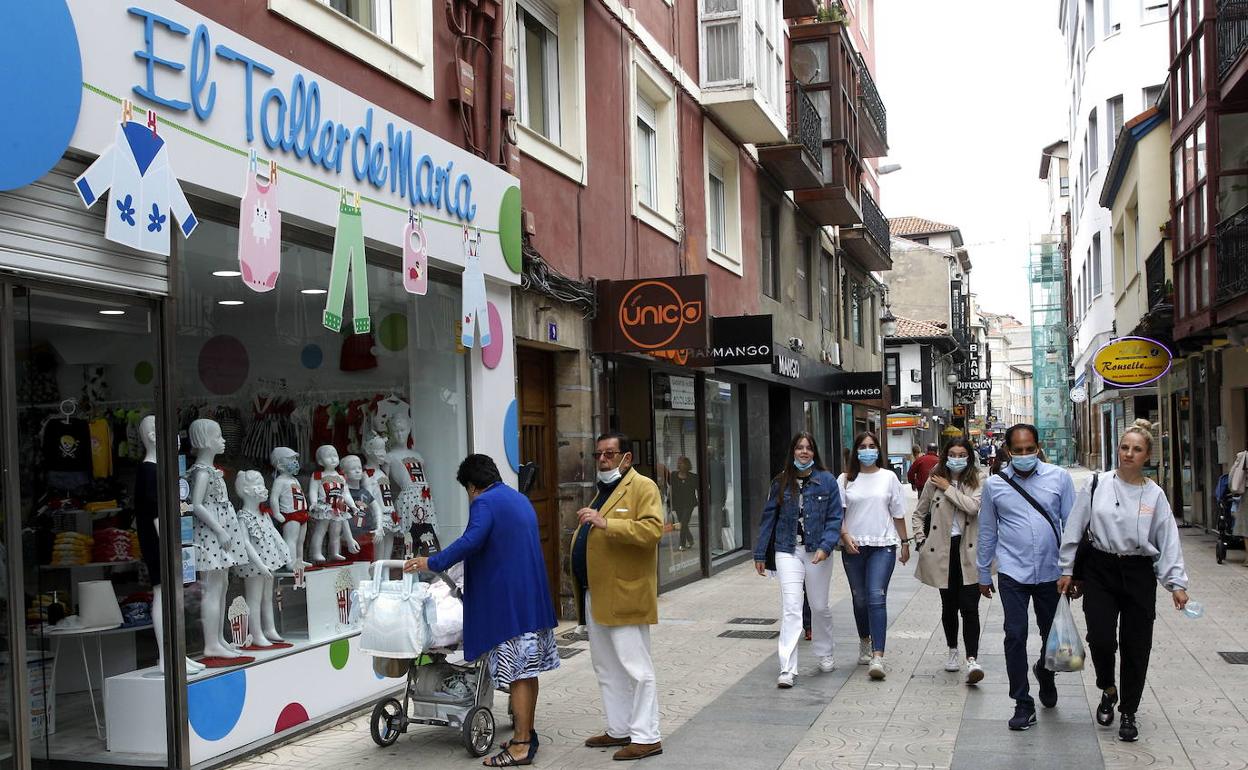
[1217,541,1228,564]
[462,706,495,757]
[370,698,405,747]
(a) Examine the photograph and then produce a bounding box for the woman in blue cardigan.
[405,454,557,767]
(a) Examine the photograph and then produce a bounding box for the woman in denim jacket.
[754,432,845,688]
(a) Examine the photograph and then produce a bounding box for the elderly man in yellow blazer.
[571,431,664,761]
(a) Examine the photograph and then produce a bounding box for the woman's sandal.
[500,730,540,750]
[484,739,537,767]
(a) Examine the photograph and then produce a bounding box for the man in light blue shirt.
[977,423,1075,731]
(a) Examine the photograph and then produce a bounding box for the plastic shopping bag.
[358,560,432,659]
[1045,596,1086,673]
[425,578,464,649]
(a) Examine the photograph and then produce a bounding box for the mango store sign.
[62,0,521,281]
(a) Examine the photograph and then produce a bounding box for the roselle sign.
[1093,336,1172,387]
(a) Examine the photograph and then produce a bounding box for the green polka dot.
[378,313,408,351]
[499,186,522,274]
[134,361,154,385]
[329,638,350,670]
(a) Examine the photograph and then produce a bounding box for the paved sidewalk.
[228,467,1248,770]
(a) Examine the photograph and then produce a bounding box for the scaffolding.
[1029,236,1075,466]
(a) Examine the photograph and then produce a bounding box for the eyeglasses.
[592,450,622,459]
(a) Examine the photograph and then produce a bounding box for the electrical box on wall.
[522,209,537,237]
[502,66,516,115]
[451,59,475,107]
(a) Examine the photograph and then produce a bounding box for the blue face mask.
[281,458,301,476]
[1011,454,1039,472]
[793,458,815,471]
[857,449,879,465]
[946,458,968,473]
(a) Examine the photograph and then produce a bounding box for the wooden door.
[517,347,560,610]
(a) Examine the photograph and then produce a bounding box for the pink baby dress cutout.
[403,211,429,296]
[238,157,282,293]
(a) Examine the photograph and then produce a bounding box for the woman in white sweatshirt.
[1057,419,1189,743]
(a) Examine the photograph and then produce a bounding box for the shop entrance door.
[1,282,170,768]
[516,347,560,611]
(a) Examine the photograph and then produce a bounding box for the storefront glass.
[13,287,165,765]
[803,400,831,461]
[653,374,701,586]
[706,379,744,559]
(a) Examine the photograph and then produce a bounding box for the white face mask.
[597,467,622,485]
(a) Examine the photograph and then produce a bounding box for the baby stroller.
[360,560,497,756]
[1216,474,1245,564]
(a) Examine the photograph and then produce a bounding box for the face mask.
[793,458,815,471]
[857,449,879,465]
[1011,454,1039,472]
[281,459,300,475]
[597,467,622,485]
[946,458,968,473]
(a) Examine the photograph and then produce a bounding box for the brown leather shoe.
[584,733,631,748]
[613,742,662,761]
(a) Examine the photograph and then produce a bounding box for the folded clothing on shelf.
[91,527,136,562]
[50,532,93,566]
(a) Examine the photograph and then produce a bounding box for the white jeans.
[776,548,835,675]
[585,592,661,744]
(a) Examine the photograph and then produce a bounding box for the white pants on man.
[776,548,835,675]
[585,592,661,744]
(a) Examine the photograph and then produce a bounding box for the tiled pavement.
[227,467,1248,770]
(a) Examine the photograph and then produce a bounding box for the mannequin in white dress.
[363,436,408,560]
[232,471,289,648]
[384,415,438,551]
[307,445,362,563]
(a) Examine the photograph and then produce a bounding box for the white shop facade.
[0,2,521,767]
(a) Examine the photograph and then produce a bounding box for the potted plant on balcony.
[794,0,846,26]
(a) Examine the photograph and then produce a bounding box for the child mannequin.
[232,470,290,647]
[307,445,362,563]
[363,436,409,560]
[268,447,310,571]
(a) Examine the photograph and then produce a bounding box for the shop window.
[706,379,744,559]
[653,373,701,586]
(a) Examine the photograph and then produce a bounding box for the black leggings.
[939,535,981,658]
[1081,548,1156,715]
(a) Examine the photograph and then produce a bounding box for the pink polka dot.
[275,702,309,732]
[198,335,249,395]
[482,302,504,370]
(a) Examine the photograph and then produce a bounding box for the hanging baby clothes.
[74,118,198,255]
[403,211,429,295]
[189,464,249,570]
[238,158,282,292]
[232,506,291,578]
[323,192,370,334]
[460,231,489,349]
[88,418,113,479]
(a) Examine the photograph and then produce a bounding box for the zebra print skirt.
[487,628,560,686]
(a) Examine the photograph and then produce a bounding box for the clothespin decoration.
[248,148,258,173]
[121,99,133,125]
[146,109,158,137]
[353,190,360,208]
[268,159,278,183]
[339,186,347,204]
[408,208,419,226]
[467,228,480,257]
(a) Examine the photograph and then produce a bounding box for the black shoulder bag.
[1070,474,1099,583]
[1000,472,1061,547]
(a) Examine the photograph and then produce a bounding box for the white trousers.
[585,592,661,744]
[776,548,835,675]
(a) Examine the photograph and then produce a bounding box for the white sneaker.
[858,638,873,665]
[944,648,961,672]
[819,656,836,673]
[868,656,886,680]
[777,672,795,688]
[966,658,984,684]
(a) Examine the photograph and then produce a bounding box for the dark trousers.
[676,507,695,548]
[940,535,981,658]
[999,573,1059,707]
[1081,548,1156,715]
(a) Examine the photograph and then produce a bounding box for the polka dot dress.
[190,464,249,571]
[232,509,291,578]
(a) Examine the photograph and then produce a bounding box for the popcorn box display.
[227,596,251,648]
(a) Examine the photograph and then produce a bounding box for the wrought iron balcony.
[757,81,824,190]
[1145,242,1170,310]
[840,187,892,272]
[1218,0,1248,80]
[859,188,889,258]
[1216,203,1248,303]
[855,50,888,158]
[791,82,823,173]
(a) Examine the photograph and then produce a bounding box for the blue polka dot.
[503,400,519,472]
[0,1,81,191]
[188,669,247,741]
[301,344,323,369]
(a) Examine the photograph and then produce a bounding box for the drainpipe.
[488,0,505,165]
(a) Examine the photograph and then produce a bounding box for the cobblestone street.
[227,469,1248,769]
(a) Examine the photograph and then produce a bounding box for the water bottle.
[1183,600,1204,619]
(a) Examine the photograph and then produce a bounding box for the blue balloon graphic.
[503,400,520,472]
[188,669,248,741]
[300,344,324,369]
[0,2,82,190]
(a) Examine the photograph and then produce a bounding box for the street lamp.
[877,163,903,175]
[880,302,898,337]
[946,373,959,384]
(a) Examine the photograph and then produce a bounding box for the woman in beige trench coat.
[911,437,986,684]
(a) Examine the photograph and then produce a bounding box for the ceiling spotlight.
[212,270,242,277]
[218,300,245,306]
[98,309,126,316]
[300,288,328,295]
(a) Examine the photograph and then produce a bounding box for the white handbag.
[358,560,432,659]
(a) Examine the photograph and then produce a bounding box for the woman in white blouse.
[838,432,909,680]
[1058,420,1189,743]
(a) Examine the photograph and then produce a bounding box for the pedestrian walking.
[754,432,844,688]
[571,432,664,761]
[911,436,986,684]
[977,423,1075,731]
[1057,419,1190,742]
[838,432,909,681]
[907,443,940,492]
[403,454,558,767]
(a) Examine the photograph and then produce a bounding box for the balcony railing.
[790,81,823,173]
[1219,0,1248,80]
[860,187,889,256]
[1145,242,1169,310]
[1216,203,1248,303]
[855,50,887,148]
